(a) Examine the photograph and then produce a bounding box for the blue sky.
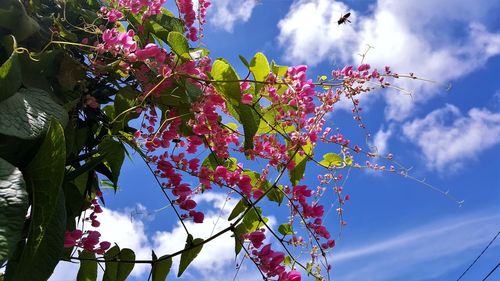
[51,0,500,280]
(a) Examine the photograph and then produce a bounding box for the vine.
[0,1,460,281]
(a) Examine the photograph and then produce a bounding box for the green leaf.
[249,52,270,95]
[271,61,288,76]
[266,184,284,205]
[11,119,67,281]
[257,107,295,135]
[77,251,97,281]
[278,224,293,236]
[19,49,63,93]
[103,245,120,281]
[232,206,268,255]
[113,87,140,127]
[233,223,245,255]
[228,198,247,221]
[283,255,291,266]
[178,235,204,277]
[201,152,223,170]
[65,154,106,182]
[117,248,135,281]
[0,157,28,264]
[210,59,261,151]
[152,253,172,281]
[0,88,68,140]
[145,9,184,44]
[167,32,191,60]
[56,55,86,91]
[0,35,21,102]
[0,0,40,41]
[211,58,242,103]
[319,152,342,168]
[238,55,250,68]
[289,141,313,186]
[99,138,125,186]
[184,82,203,103]
[237,103,260,152]
[224,122,239,132]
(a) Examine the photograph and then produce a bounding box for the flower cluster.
[82,0,409,278]
[103,0,167,20]
[64,200,111,254]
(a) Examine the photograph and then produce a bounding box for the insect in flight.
[338,12,351,25]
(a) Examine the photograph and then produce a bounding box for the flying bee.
[338,12,351,25]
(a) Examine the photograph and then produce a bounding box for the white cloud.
[331,211,500,281]
[370,125,393,156]
[402,104,500,172]
[209,0,259,32]
[277,0,500,120]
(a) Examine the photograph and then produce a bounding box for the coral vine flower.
[241,93,253,104]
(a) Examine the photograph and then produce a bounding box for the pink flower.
[100,241,111,251]
[357,63,370,71]
[241,93,253,104]
[180,199,197,210]
[240,81,251,92]
[288,270,301,281]
[190,211,204,223]
[247,230,266,248]
[106,9,123,22]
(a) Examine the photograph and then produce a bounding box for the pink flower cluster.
[105,0,167,19]
[64,230,111,255]
[177,0,198,41]
[98,28,137,56]
[64,200,111,254]
[252,244,301,281]
[177,0,211,41]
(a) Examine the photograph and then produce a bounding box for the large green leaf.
[211,59,242,104]
[102,246,135,281]
[211,59,261,151]
[0,35,22,102]
[113,86,140,128]
[76,251,97,281]
[167,32,191,60]
[178,235,204,277]
[103,245,120,281]
[237,103,260,152]
[144,8,184,44]
[151,252,172,281]
[99,138,125,186]
[289,141,313,186]
[116,248,135,281]
[19,49,62,93]
[0,157,28,264]
[266,184,284,205]
[0,0,40,41]
[56,55,86,91]
[0,88,68,140]
[257,107,295,135]
[249,52,270,95]
[228,198,247,221]
[10,119,67,281]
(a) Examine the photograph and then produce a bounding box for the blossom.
[241,93,253,104]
